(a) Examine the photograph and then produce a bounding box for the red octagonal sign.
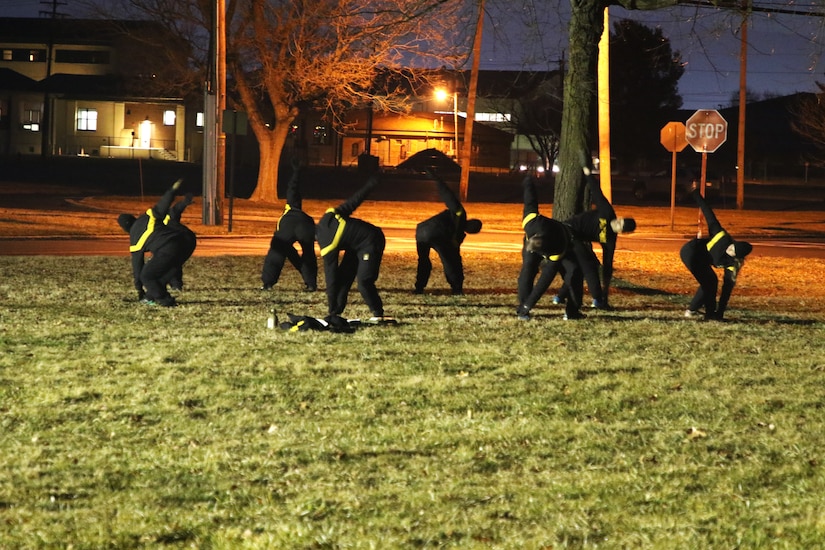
[685,109,728,153]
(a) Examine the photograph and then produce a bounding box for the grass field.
[2,242,825,547]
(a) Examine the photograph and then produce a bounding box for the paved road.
[3,228,825,259]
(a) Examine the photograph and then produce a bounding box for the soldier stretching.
[117,179,194,307]
[315,175,386,327]
[413,170,482,295]
[261,160,317,291]
[516,176,584,321]
[680,187,752,320]
[557,163,636,309]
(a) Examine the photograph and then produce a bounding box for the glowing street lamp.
[435,88,459,160]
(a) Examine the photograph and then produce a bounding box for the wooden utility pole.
[737,1,749,210]
[459,0,484,202]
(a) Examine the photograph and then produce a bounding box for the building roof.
[0,68,37,91]
[0,17,167,47]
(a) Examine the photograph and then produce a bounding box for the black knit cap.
[733,241,753,258]
[118,214,136,233]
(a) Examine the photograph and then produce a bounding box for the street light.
[435,88,459,160]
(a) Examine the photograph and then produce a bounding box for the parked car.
[396,148,461,175]
[623,168,726,203]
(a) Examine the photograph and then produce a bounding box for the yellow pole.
[597,6,612,201]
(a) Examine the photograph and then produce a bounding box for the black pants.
[142,239,185,304]
[162,228,196,289]
[329,237,386,317]
[261,234,317,289]
[557,240,603,303]
[414,231,463,294]
[680,239,717,315]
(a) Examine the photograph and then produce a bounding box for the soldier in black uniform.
[261,160,317,291]
[413,171,482,295]
[117,179,194,307]
[680,187,752,320]
[315,175,386,326]
[516,176,585,321]
[557,164,636,309]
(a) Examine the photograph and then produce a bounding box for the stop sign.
[685,109,728,153]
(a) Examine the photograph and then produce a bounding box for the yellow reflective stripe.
[522,212,537,228]
[320,209,346,256]
[129,209,155,252]
[289,320,305,332]
[276,204,291,231]
[599,218,608,243]
[706,231,727,251]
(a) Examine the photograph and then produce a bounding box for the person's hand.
[172,179,183,192]
[582,166,591,176]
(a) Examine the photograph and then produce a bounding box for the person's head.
[118,213,136,233]
[465,219,482,234]
[726,240,753,259]
[525,233,543,254]
[610,217,636,234]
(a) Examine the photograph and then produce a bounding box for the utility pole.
[459,0,485,202]
[597,6,612,201]
[736,0,749,210]
[39,0,67,158]
[203,0,225,225]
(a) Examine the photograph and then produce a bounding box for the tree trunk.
[554,0,604,221]
[249,118,291,203]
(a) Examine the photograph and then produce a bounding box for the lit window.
[476,112,511,123]
[196,112,204,127]
[21,105,41,131]
[77,108,98,131]
[163,110,176,126]
[2,50,11,61]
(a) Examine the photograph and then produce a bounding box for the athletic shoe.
[552,295,564,305]
[517,313,530,321]
[260,284,273,291]
[366,316,398,325]
[140,298,157,306]
[591,298,609,309]
[684,309,700,318]
[563,311,586,321]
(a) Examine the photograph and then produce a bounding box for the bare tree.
[90,0,468,202]
[790,84,825,166]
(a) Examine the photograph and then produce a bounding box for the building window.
[196,112,204,127]
[77,108,98,131]
[21,104,41,132]
[55,49,111,64]
[476,112,511,123]
[163,110,176,126]
[4,49,46,62]
[312,124,329,145]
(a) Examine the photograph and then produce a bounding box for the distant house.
[0,17,193,160]
[288,69,562,174]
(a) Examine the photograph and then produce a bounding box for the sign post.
[660,121,688,230]
[685,109,727,236]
